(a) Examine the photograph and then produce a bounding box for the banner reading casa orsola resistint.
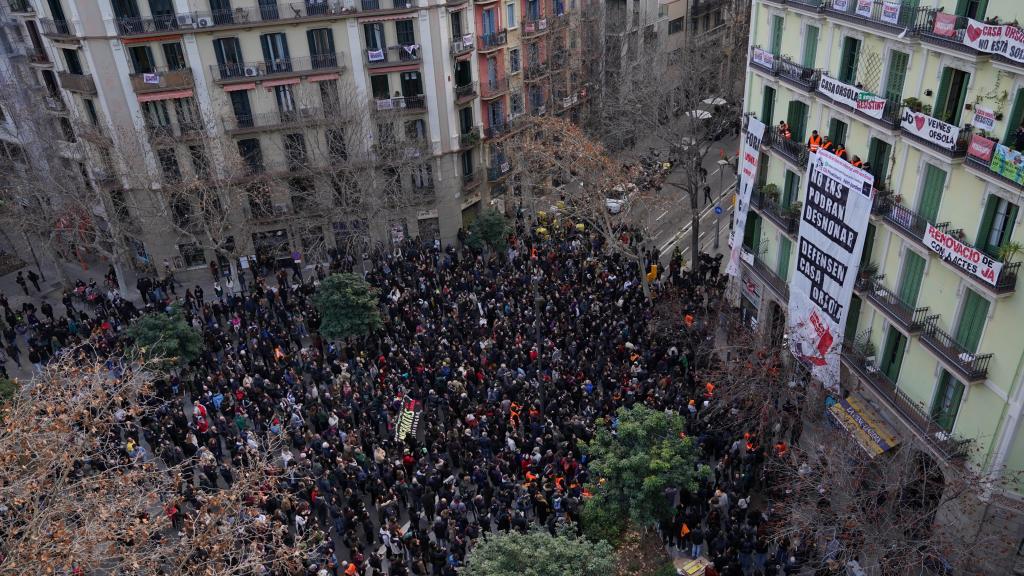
[787,152,875,390]
[726,118,766,277]
[817,74,887,120]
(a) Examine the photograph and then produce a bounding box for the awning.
[262,77,300,88]
[358,14,415,23]
[137,88,193,102]
[829,395,901,457]
[223,82,256,92]
[122,34,181,45]
[307,73,340,82]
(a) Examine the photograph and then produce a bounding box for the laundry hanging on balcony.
[402,44,420,56]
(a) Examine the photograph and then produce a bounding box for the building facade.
[740,0,1024,567]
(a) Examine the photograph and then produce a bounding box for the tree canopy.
[462,529,615,576]
[124,307,202,367]
[313,273,382,340]
[465,209,510,252]
[584,405,706,540]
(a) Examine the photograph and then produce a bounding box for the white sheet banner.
[817,74,888,120]
[751,47,775,70]
[900,109,960,150]
[788,152,875,390]
[922,224,1003,287]
[726,118,766,277]
[961,19,1024,65]
[855,0,872,18]
[880,0,901,25]
[973,105,996,131]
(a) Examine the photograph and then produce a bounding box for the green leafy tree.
[313,273,382,341]
[465,209,509,253]
[0,378,16,404]
[583,405,706,542]
[125,308,202,368]
[463,529,615,576]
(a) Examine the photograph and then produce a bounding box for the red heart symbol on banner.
[966,25,982,42]
[915,115,925,131]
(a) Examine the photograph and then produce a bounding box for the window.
[212,37,244,77]
[142,100,171,131]
[828,118,848,148]
[189,144,209,179]
[459,106,473,134]
[527,0,539,20]
[838,36,861,84]
[405,118,426,140]
[411,163,432,190]
[128,45,155,74]
[802,25,818,68]
[461,149,473,177]
[860,223,876,267]
[178,243,205,267]
[229,90,252,126]
[1004,88,1024,144]
[451,11,463,37]
[977,195,1019,257]
[668,17,684,35]
[319,79,340,112]
[507,3,516,28]
[510,92,524,116]
[884,50,909,103]
[955,288,990,353]
[261,33,291,72]
[955,0,987,19]
[83,98,99,125]
[170,197,193,229]
[769,15,783,56]
[58,117,76,142]
[935,67,971,125]
[370,74,390,100]
[237,138,263,174]
[866,137,891,188]
[918,164,946,224]
[327,128,347,162]
[777,237,791,280]
[396,20,415,46]
[509,48,521,73]
[307,28,337,68]
[283,133,307,171]
[157,148,180,181]
[174,97,200,133]
[898,250,926,307]
[274,84,296,118]
[782,170,799,207]
[786,100,808,142]
[931,371,964,433]
[400,71,423,97]
[162,42,186,70]
[761,86,775,126]
[364,23,385,51]
[880,327,907,383]
[63,48,83,74]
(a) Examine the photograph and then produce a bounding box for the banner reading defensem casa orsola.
[788,152,875,390]
[726,118,766,277]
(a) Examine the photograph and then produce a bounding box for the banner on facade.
[855,0,873,18]
[933,12,958,37]
[973,105,996,131]
[788,152,875,390]
[968,134,996,162]
[989,143,1024,186]
[880,0,902,25]
[900,109,960,150]
[833,0,851,10]
[751,47,775,70]
[922,223,1003,286]
[961,19,1024,65]
[143,73,161,84]
[817,74,889,120]
[726,118,766,277]
[856,92,888,119]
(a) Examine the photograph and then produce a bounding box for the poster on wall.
[787,152,875,390]
[726,118,766,277]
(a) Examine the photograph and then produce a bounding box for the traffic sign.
[714,205,723,215]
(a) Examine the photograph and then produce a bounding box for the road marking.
[658,195,736,255]
[656,209,670,221]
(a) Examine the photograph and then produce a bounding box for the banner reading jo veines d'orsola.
[787,152,875,390]
[726,118,766,277]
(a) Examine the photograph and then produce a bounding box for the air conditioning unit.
[176,14,195,27]
[243,65,260,77]
[196,16,213,28]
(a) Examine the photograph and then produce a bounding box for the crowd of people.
[2,215,821,576]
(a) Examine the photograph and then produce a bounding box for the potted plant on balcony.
[998,241,1023,264]
[762,183,780,203]
[859,260,879,281]
[902,97,932,116]
[786,201,802,219]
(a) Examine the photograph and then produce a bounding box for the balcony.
[530,103,547,116]
[899,113,970,158]
[741,252,789,302]
[480,77,509,99]
[57,71,96,94]
[787,0,823,11]
[39,18,77,41]
[824,0,929,35]
[146,122,203,142]
[841,344,970,461]
[192,2,350,30]
[360,0,415,9]
[525,63,550,81]
[918,10,984,56]
[366,45,421,68]
[115,14,187,36]
[853,276,933,335]
[224,107,324,134]
[522,17,549,38]
[762,129,808,167]
[749,187,799,237]
[8,0,33,14]
[553,91,580,112]
[462,169,483,188]
[459,127,481,149]
[548,51,568,71]
[919,319,991,383]
[450,35,475,56]
[130,67,195,94]
[210,53,344,82]
[488,159,512,181]
[454,81,478,103]
[964,136,1024,196]
[28,52,51,66]
[775,56,820,92]
[484,121,512,140]
[478,30,508,52]
[873,196,1021,295]
[373,96,425,112]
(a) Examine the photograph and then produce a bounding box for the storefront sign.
[973,105,996,131]
[855,0,873,18]
[880,0,901,25]
[900,109,960,151]
[968,134,996,162]
[788,152,875,390]
[961,19,1024,65]
[923,223,1003,286]
[751,47,775,70]
[933,12,958,37]
[989,143,1024,187]
[727,118,766,277]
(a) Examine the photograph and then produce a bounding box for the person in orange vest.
[850,155,864,168]
[807,130,822,152]
[821,137,833,153]
[834,143,847,160]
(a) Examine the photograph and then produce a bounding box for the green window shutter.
[931,371,965,432]
[828,119,847,147]
[918,164,946,224]
[770,16,783,56]
[980,197,1018,255]
[884,50,909,103]
[803,26,819,68]
[867,138,891,188]
[954,289,990,353]
[844,296,862,341]
[954,0,968,16]
[777,237,792,280]
[934,68,953,120]
[977,195,1000,254]
[762,87,776,127]
[952,71,971,125]
[860,223,876,267]
[743,213,762,253]
[1005,88,1024,144]
[839,37,860,84]
[898,250,926,307]
[787,101,808,142]
[783,171,797,207]
[881,327,908,383]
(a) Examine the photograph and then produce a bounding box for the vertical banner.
[787,152,875,390]
[726,118,766,277]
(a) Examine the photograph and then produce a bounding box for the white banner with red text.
[816,74,888,120]
[922,223,1003,287]
[900,109,960,150]
[727,118,766,277]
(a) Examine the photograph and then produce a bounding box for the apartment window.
[319,79,340,113]
[229,90,252,126]
[237,138,264,174]
[178,243,205,267]
[288,177,315,212]
[396,20,415,46]
[157,148,181,181]
[370,74,390,100]
[274,84,297,118]
[761,86,775,126]
[827,118,848,148]
[930,371,964,433]
[956,0,986,19]
[838,36,861,84]
[879,327,907,383]
[786,100,808,142]
[405,118,426,140]
[58,117,76,142]
[703,13,710,31]
[459,106,473,134]
[782,170,799,207]
[213,37,244,77]
[802,25,819,68]
[777,237,791,281]
[884,50,909,104]
[898,250,926,308]
[510,91,524,116]
[142,100,171,129]
[327,128,347,162]
[128,46,155,74]
[1005,88,1024,143]
[451,11,463,37]
[62,48,83,74]
[170,197,193,229]
[461,149,473,177]
[284,133,307,171]
[307,28,337,68]
[163,42,186,70]
[918,164,946,224]
[668,17,683,35]
[83,98,99,125]
[509,48,521,73]
[769,15,783,56]
[956,288,990,354]
[527,0,539,20]
[400,71,423,97]
[412,163,433,189]
[174,97,200,132]
[364,23,385,51]
[866,137,891,188]
[935,67,970,125]
[977,195,1019,257]
[507,3,516,28]
[189,144,209,179]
